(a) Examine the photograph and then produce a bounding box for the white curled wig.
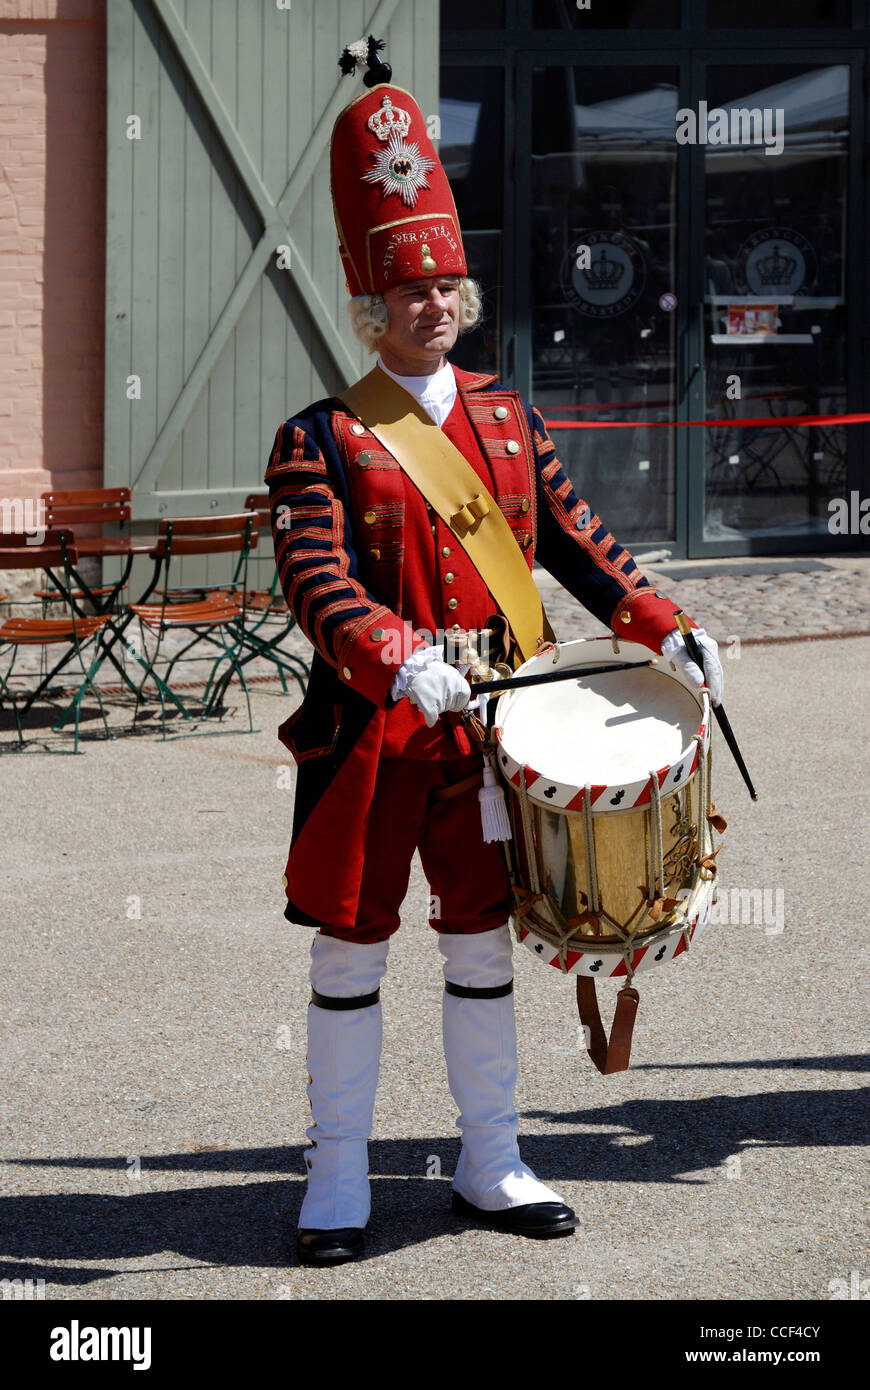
[346,276,483,353]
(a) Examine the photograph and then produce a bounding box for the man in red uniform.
[266,44,723,1265]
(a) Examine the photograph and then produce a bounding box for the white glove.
[661,626,723,707]
[390,643,470,728]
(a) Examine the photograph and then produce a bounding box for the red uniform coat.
[265,364,688,931]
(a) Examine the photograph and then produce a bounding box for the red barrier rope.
[542,412,870,430]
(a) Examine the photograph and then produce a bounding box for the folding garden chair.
[208,493,309,699]
[124,513,258,739]
[36,487,133,615]
[0,532,112,753]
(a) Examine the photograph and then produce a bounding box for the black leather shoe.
[296,1227,365,1265]
[452,1191,578,1239]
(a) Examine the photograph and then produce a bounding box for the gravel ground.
[1,628,867,1301]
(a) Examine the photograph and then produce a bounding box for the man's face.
[380,277,461,368]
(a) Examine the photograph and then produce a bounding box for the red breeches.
[320,752,511,943]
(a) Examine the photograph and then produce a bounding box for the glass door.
[511,45,863,558]
[521,59,687,548]
[688,55,859,554]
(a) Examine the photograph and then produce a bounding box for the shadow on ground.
[2,1077,866,1282]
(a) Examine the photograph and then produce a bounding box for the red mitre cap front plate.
[330,83,467,296]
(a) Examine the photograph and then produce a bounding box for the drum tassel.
[455,707,513,845]
[479,753,512,844]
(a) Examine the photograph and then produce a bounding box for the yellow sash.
[339,367,555,663]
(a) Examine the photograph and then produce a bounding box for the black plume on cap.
[362,36,392,87]
[337,35,392,86]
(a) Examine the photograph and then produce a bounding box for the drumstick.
[674,612,758,802]
[468,658,651,695]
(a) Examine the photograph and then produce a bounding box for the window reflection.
[708,0,849,26]
[441,70,504,375]
[532,68,680,542]
[441,0,506,29]
[702,65,849,541]
[533,0,680,27]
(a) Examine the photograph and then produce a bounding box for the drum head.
[494,638,709,812]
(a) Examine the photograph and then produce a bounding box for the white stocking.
[439,925,565,1211]
[298,933,389,1230]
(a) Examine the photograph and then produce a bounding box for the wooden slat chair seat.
[241,589,287,613]
[129,595,244,629]
[35,584,127,602]
[0,531,112,751]
[122,513,259,737]
[209,585,287,613]
[1,615,110,645]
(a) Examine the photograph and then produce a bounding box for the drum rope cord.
[517,768,541,895]
[695,735,709,856]
[650,773,665,902]
[581,788,601,914]
[696,735,716,869]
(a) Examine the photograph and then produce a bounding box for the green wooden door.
[104,0,437,587]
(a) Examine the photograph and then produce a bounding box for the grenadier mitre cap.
[330,37,467,297]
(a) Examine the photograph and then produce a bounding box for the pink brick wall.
[0,0,106,509]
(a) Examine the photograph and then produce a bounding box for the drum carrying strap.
[576,977,640,1075]
[339,368,556,663]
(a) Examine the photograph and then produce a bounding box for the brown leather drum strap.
[576,977,640,1075]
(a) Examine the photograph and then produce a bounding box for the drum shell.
[507,773,709,949]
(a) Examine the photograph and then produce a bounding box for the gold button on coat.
[364,509,377,524]
[494,406,509,420]
[620,612,631,624]
[357,452,371,467]
[343,665,352,679]
[444,572,455,583]
[441,546,452,558]
[521,499,530,513]
[447,597,459,610]
[505,440,520,455]
[351,423,365,436]
[370,547,381,560]
[370,628,384,641]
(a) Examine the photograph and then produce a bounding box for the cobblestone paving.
[537,555,870,648]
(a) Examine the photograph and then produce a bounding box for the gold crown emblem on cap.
[367,95,412,143]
